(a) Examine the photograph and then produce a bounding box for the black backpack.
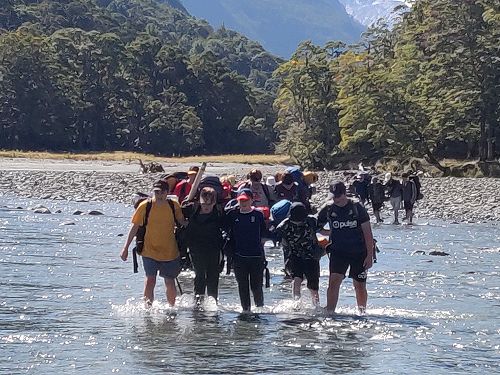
[198,175,225,204]
[409,175,423,200]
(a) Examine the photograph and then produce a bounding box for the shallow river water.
[0,195,499,374]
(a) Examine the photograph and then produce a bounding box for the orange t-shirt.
[132,198,184,261]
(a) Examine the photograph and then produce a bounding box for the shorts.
[404,201,414,210]
[372,202,383,211]
[142,257,181,279]
[288,256,320,290]
[390,196,402,210]
[329,252,367,282]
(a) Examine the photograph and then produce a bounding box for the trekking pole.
[175,277,183,295]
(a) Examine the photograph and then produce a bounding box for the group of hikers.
[119,164,423,314]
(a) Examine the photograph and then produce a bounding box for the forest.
[0,0,499,170]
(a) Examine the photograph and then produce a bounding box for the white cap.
[266,176,276,186]
[384,172,392,182]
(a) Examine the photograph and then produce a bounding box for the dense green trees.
[1,0,498,167]
[0,0,279,154]
[274,0,499,169]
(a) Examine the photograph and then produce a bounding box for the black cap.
[289,202,307,222]
[152,179,169,191]
[329,181,346,197]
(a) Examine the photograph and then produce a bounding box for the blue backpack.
[270,199,292,226]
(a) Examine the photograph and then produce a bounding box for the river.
[0,195,499,374]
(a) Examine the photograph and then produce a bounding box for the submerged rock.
[429,250,450,256]
[87,210,104,216]
[73,210,84,215]
[60,221,76,226]
[33,207,51,214]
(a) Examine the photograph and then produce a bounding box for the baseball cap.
[329,181,346,198]
[187,166,199,175]
[236,188,253,201]
[152,179,169,192]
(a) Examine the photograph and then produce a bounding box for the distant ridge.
[181,0,365,57]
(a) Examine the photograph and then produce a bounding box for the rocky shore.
[1,159,499,223]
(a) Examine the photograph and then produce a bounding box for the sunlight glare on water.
[0,195,499,374]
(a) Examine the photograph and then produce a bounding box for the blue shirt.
[226,209,266,257]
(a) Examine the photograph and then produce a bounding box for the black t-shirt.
[185,207,224,252]
[317,200,370,256]
[225,209,266,257]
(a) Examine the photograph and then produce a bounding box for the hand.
[120,248,128,261]
[363,254,373,270]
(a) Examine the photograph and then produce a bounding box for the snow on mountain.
[338,0,410,27]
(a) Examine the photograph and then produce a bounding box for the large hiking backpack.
[270,199,292,226]
[198,175,225,203]
[409,175,423,200]
[286,167,305,187]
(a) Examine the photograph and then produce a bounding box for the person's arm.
[173,200,187,226]
[121,202,147,261]
[120,223,140,261]
[361,221,374,270]
[316,203,329,231]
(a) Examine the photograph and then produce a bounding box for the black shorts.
[329,252,367,282]
[288,257,320,291]
[404,201,414,210]
[372,202,383,211]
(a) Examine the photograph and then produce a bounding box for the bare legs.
[143,276,176,307]
[327,274,368,313]
[293,277,320,305]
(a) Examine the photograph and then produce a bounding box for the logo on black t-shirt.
[331,220,358,229]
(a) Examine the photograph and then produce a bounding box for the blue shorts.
[142,257,181,279]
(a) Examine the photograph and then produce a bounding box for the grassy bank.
[0,150,294,165]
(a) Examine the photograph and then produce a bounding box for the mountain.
[180,0,365,58]
[338,0,410,26]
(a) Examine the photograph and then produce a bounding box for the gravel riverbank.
[0,158,499,222]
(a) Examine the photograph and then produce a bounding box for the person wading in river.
[120,180,186,307]
[183,187,224,304]
[317,181,374,314]
[225,188,267,313]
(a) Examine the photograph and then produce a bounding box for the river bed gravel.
[0,159,499,222]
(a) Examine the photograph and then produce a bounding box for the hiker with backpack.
[276,202,323,306]
[401,172,417,224]
[317,181,374,314]
[239,169,273,208]
[120,179,186,307]
[384,172,403,225]
[274,171,299,202]
[182,187,225,304]
[224,188,268,313]
[369,176,385,223]
[173,166,199,203]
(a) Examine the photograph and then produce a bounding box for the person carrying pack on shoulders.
[224,188,268,313]
[276,202,323,306]
[401,172,417,224]
[182,187,225,305]
[173,166,199,203]
[120,180,186,307]
[239,169,274,208]
[317,181,374,314]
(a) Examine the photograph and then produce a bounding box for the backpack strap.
[167,199,180,227]
[262,183,271,203]
[144,199,153,226]
[133,199,152,273]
